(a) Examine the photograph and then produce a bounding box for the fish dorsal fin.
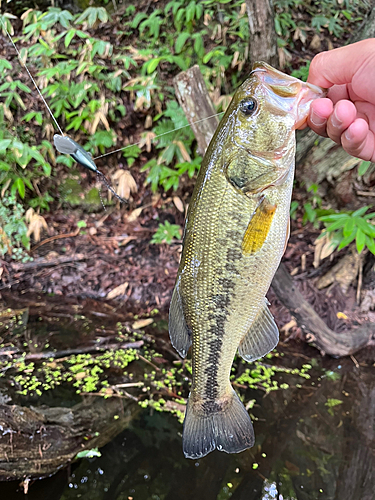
[238,299,279,362]
[169,279,192,358]
[242,197,277,255]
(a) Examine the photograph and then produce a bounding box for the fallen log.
[0,396,139,481]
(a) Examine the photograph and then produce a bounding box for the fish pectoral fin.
[242,197,277,255]
[169,280,192,358]
[238,299,279,362]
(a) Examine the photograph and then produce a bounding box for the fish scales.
[169,62,326,459]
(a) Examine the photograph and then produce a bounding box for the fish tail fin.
[183,388,255,459]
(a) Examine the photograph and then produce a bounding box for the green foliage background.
[0,0,373,258]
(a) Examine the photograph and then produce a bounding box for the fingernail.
[310,110,327,127]
[330,109,343,129]
[344,128,353,141]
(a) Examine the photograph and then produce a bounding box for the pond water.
[2,361,374,500]
[1,296,374,499]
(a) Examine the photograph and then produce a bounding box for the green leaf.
[356,228,366,254]
[16,81,31,93]
[318,213,348,223]
[131,12,147,28]
[324,217,349,232]
[0,58,12,70]
[0,139,12,153]
[175,32,190,53]
[365,235,375,255]
[76,447,101,459]
[193,33,204,57]
[358,160,371,176]
[146,57,161,74]
[354,217,375,237]
[14,178,25,199]
[65,29,76,47]
[352,205,370,217]
[303,202,316,223]
[337,228,357,250]
[343,217,354,237]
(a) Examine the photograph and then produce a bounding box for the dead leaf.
[231,50,240,68]
[145,115,152,128]
[26,208,48,242]
[281,319,297,335]
[173,196,184,213]
[174,140,191,162]
[127,207,143,222]
[309,33,321,50]
[139,131,156,152]
[107,282,128,300]
[112,170,138,200]
[317,250,359,293]
[313,233,336,268]
[132,318,153,329]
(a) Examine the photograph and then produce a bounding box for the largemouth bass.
[169,62,326,459]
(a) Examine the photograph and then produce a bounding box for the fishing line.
[0,17,64,136]
[92,112,224,161]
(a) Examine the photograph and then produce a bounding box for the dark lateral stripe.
[202,237,242,404]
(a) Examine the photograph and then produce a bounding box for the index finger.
[307,39,375,97]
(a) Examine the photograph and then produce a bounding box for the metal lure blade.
[53,134,97,172]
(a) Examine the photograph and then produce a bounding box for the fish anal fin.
[283,217,290,255]
[242,198,276,255]
[169,280,192,358]
[183,388,255,459]
[238,300,279,362]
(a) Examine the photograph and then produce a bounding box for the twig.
[356,255,363,304]
[11,253,86,271]
[0,341,143,365]
[114,382,144,388]
[31,228,80,252]
[350,355,360,369]
[82,391,138,401]
[137,353,161,371]
[356,190,375,197]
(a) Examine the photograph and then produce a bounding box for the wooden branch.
[245,0,278,67]
[31,228,80,252]
[10,253,86,271]
[272,264,374,356]
[173,65,219,156]
[172,65,374,357]
[0,341,144,366]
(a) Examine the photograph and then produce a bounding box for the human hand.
[303,38,375,162]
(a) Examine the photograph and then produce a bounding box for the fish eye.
[240,98,257,116]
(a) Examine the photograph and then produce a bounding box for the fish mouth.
[251,61,327,128]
